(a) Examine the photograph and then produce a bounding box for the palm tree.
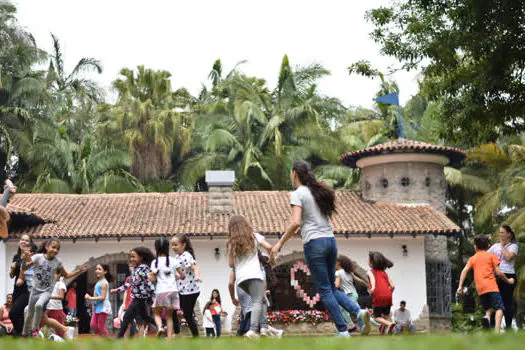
[23,122,142,193]
[97,66,191,183]
[180,65,271,190]
[46,34,102,101]
[0,1,47,178]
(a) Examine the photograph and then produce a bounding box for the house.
[0,139,465,333]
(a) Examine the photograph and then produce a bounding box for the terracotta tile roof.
[340,139,467,168]
[6,191,460,240]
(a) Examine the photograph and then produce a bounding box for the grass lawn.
[1,333,524,350]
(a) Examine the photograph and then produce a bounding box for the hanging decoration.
[290,261,321,308]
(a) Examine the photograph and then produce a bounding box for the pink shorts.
[152,291,179,309]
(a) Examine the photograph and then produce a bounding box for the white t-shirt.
[489,243,519,274]
[291,185,334,244]
[234,233,264,286]
[394,308,411,324]
[151,256,181,294]
[47,279,66,310]
[203,309,215,328]
[176,251,200,295]
[335,269,357,295]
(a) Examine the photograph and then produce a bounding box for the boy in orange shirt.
[457,235,515,333]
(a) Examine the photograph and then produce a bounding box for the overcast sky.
[14,0,419,108]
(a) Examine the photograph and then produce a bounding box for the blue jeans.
[304,237,363,332]
[212,314,221,337]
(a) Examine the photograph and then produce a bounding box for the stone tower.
[340,139,466,331]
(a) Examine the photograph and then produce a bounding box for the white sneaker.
[244,330,260,338]
[273,329,284,338]
[49,334,65,342]
[65,326,75,340]
[359,310,371,336]
[38,330,45,339]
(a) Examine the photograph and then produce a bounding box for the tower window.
[364,181,371,191]
[425,177,431,187]
[380,178,389,188]
[401,177,410,187]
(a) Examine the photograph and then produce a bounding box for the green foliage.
[451,303,485,333]
[365,0,525,145]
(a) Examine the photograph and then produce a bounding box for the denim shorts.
[479,292,504,311]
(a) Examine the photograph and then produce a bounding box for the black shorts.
[373,306,391,318]
[479,292,504,311]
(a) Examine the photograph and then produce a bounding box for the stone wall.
[361,161,446,211]
[208,186,233,213]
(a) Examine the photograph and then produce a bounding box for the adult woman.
[0,294,13,336]
[270,160,371,336]
[8,234,33,336]
[489,225,519,329]
[209,289,223,337]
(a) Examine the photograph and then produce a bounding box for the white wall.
[1,236,427,331]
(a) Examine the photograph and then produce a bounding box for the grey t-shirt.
[489,243,519,274]
[290,185,334,244]
[335,269,357,295]
[31,254,63,293]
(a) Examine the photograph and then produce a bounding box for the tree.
[23,122,142,194]
[0,1,47,179]
[180,63,272,190]
[97,66,192,183]
[365,0,525,145]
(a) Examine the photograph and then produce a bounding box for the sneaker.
[274,329,284,338]
[482,317,490,330]
[65,326,75,340]
[387,323,395,335]
[348,325,358,333]
[359,310,371,336]
[244,330,260,338]
[260,328,269,336]
[30,330,40,338]
[157,328,165,337]
[49,334,65,342]
[334,331,350,337]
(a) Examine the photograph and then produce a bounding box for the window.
[364,181,371,191]
[425,177,431,187]
[401,177,410,187]
[426,259,452,316]
[380,178,389,188]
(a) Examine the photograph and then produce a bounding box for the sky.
[14,0,420,109]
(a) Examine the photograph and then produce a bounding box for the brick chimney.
[205,171,235,214]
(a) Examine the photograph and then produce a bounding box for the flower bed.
[267,310,331,326]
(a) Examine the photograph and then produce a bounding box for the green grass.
[1,333,524,350]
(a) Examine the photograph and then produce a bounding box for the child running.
[367,251,396,335]
[85,264,112,336]
[45,275,67,337]
[21,238,86,338]
[457,235,515,333]
[171,234,202,337]
[112,247,155,339]
[227,215,272,338]
[335,255,368,332]
[149,238,185,338]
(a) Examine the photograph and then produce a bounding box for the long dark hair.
[99,264,113,283]
[132,247,155,266]
[154,238,171,269]
[258,251,278,289]
[37,237,60,254]
[501,225,516,243]
[16,234,34,257]
[203,301,212,314]
[337,255,356,274]
[292,160,336,217]
[369,251,393,270]
[210,289,221,304]
[174,234,196,259]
